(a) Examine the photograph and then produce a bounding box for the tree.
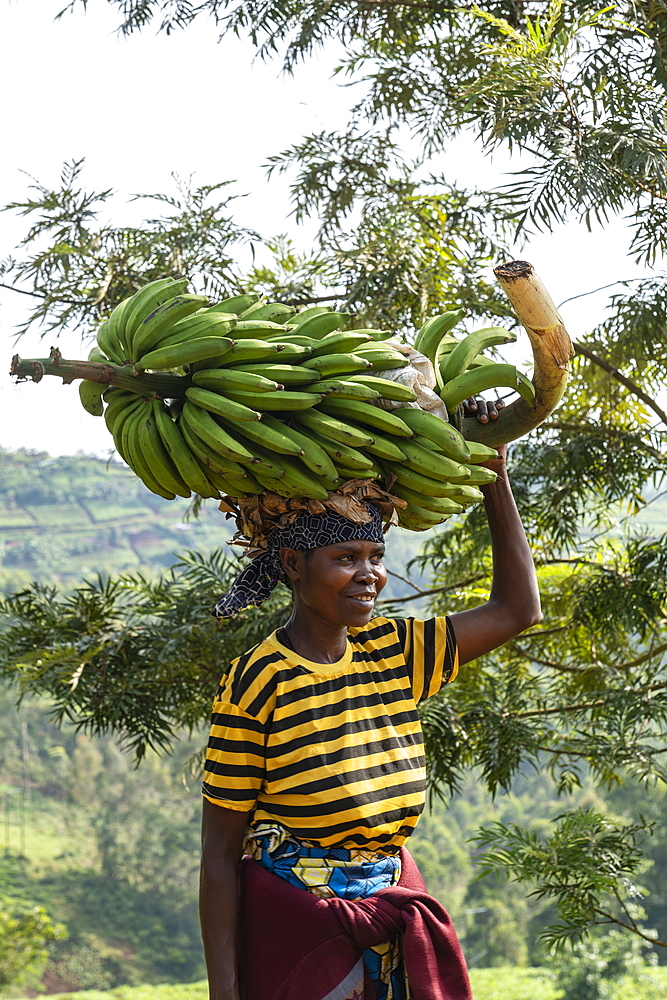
[3,0,667,961]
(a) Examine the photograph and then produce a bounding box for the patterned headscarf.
[212,504,385,618]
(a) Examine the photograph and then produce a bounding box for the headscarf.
[212,503,385,618]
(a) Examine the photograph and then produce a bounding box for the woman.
[200,442,540,1000]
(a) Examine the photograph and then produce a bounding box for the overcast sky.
[0,0,656,457]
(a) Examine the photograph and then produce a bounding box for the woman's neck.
[282,606,348,664]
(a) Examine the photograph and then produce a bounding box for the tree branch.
[377,572,486,605]
[0,281,46,299]
[594,908,667,948]
[572,342,667,427]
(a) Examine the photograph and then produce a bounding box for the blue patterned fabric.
[212,504,385,619]
[245,822,410,1000]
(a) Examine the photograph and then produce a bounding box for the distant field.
[12,967,667,1000]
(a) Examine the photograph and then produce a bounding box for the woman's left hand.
[463,396,505,423]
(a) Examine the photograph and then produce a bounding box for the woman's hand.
[462,395,505,423]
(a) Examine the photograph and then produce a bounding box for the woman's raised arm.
[449,445,541,665]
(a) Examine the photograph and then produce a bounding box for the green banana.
[439,364,536,411]
[353,349,409,371]
[364,433,408,462]
[235,441,286,479]
[382,462,467,499]
[403,502,450,525]
[185,386,261,423]
[231,320,289,337]
[78,380,106,416]
[265,334,316,347]
[391,483,463,516]
[334,466,379,481]
[397,439,469,483]
[414,308,466,363]
[218,341,293,366]
[222,389,322,411]
[251,469,292,494]
[340,375,417,402]
[229,417,304,456]
[398,508,446,531]
[314,379,380,401]
[235,363,320,386]
[178,419,248,479]
[271,455,330,500]
[198,463,249,496]
[292,306,333,326]
[152,402,221,496]
[240,301,296,323]
[447,483,485,504]
[309,331,372,357]
[306,430,375,470]
[108,396,144,459]
[88,346,110,364]
[136,337,235,371]
[261,416,338,480]
[391,408,471,463]
[124,404,177,500]
[154,313,236,349]
[317,398,414,438]
[137,402,192,498]
[293,311,347,339]
[125,278,188,347]
[180,403,256,463]
[104,391,142,438]
[438,327,517,387]
[292,409,375,448]
[466,441,500,464]
[192,369,281,393]
[131,293,210,358]
[97,300,130,363]
[463,466,498,486]
[211,293,259,314]
[346,328,394,341]
[301,354,372,377]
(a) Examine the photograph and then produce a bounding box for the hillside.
[2,445,665,601]
[0,448,431,603]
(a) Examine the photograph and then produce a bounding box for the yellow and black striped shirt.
[202,616,458,853]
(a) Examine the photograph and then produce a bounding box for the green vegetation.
[4,0,667,978]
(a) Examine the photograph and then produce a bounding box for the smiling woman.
[199,449,540,1000]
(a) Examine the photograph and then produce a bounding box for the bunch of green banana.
[74,284,526,527]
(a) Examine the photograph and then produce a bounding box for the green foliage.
[0,905,65,990]
[1,161,254,338]
[0,551,290,759]
[7,0,667,962]
[554,930,656,1000]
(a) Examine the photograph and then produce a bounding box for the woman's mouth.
[347,593,376,606]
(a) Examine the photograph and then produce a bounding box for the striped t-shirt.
[202,616,458,853]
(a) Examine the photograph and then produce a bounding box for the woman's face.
[281,539,388,627]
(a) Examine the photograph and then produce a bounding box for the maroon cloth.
[238,847,472,1000]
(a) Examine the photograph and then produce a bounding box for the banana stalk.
[10,347,189,399]
[463,260,573,446]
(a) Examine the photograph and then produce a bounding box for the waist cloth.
[239,824,472,1000]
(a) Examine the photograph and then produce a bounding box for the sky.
[0,0,657,458]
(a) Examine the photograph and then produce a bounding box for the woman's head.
[212,502,389,620]
[280,537,387,627]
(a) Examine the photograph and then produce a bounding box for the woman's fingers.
[462,396,506,421]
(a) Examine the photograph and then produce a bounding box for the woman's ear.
[280,547,302,582]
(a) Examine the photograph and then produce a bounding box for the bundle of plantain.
[20,278,537,532]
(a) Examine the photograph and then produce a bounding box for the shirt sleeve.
[202,676,267,812]
[392,616,459,704]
